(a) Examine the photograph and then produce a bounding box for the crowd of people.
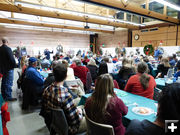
[0,37,180,135]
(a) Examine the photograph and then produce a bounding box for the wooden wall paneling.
[97,30,128,48]
[132,25,180,47]
[0,27,90,55]
[167,40,177,46]
[132,42,141,47]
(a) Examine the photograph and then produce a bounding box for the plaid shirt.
[42,83,82,134]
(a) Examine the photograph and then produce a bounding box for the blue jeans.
[1,70,14,100]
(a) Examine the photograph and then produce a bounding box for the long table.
[155,78,173,89]
[79,89,157,126]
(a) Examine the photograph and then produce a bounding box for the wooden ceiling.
[0,0,179,33]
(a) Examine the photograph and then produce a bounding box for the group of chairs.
[49,108,115,135]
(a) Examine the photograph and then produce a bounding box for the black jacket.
[0,44,16,74]
[87,65,98,81]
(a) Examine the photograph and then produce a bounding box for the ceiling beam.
[82,0,180,24]
[140,23,174,29]
[0,3,139,29]
[0,18,114,33]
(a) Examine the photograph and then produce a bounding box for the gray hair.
[2,37,8,44]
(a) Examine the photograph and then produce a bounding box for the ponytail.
[139,73,150,90]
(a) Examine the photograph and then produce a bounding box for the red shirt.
[73,66,89,85]
[85,96,128,135]
[124,73,156,99]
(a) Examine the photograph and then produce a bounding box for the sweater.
[85,96,128,135]
[124,73,156,99]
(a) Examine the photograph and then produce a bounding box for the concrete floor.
[1,68,49,135]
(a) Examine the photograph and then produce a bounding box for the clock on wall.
[134,34,139,40]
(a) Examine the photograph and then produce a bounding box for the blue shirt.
[26,67,44,86]
[174,71,180,80]
[154,49,162,58]
[169,59,176,67]
[44,50,53,60]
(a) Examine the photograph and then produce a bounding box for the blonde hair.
[161,58,170,68]
[88,58,97,66]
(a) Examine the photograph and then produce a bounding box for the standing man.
[154,46,163,60]
[0,37,17,101]
[44,49,53,60]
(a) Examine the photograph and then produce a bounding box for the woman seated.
[124,62,156,99]
[85,74,128,135]
[156,58,170,78]
[86,58,98,82]
[97,62,119,89]
[126,83,180,135]
[114,58,135,90]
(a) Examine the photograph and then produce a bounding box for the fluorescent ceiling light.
[14,1,145,27]
[0,23,94,34]
[153,0,180,11]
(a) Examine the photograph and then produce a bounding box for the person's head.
[50,61,58,69]
[90,73,115,122]
[173,54,177,59]
[28,57,37,67]
[169,56,173,61]
[122,58,130,66]
[137,62,150,90]
[157,83,180,128]
[74,59,81,66]
[2,37,8,45]
[98,62,108,76]
[62,60,69,68]
[103,56,109,63]
[158,55,162,61]
[143,57,149,63]
[84,55,88,60]
[122,58,132,68]
[53,62,67,82]
[88,58,96,66]
[161,58,170,68]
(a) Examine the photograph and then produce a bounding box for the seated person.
[125,83,180,135]
[44,61,58,89]
[82,55,89,66]
[174,60,180,80]
[125,62,156,99]
[86,58,98,82]
[97,61,119,89]
[42,63,86,134]
[41,58,51,69]
[98,61,108,76]
[143,57,153,76]
[85,74,128,135]
[156,58,170,78]
[25,57,44,95]
[169,56,176,67]
[73,59,89,86]
[114,58,135,90]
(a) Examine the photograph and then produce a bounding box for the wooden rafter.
[0,18,114,33]
[83,0,180,24]
[0,3,139,29]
